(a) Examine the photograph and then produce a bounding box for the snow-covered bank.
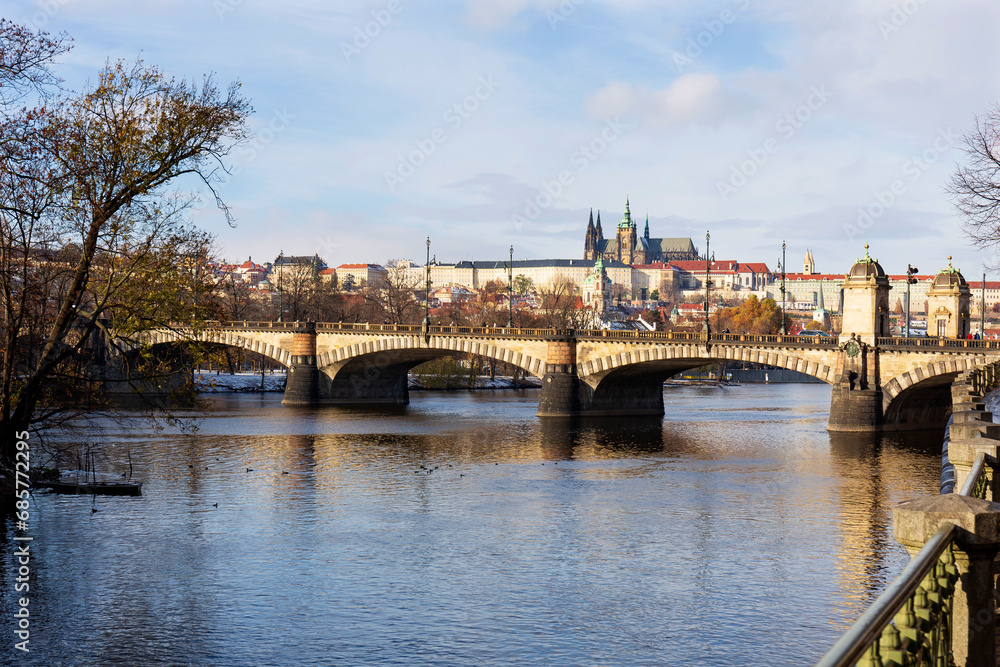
[193,371,539,393]
[194,371,286,392]
[408,375,541,390]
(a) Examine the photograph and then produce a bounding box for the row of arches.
[128,330,991,430]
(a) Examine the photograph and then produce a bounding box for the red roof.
[740,263,771,273]
[318,268,336,276]
[633,262,678,270]
[338,263,382,270]
[668,260,769,273]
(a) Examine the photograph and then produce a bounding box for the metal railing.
[816,452,992,666]
[959,453,991,500]
[815,524,959,667]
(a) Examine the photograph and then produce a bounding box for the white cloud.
[586,74,740,127]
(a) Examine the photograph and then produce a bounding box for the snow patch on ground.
[194,371,286,393]
[193,371,540,393]
[408,375,541,390]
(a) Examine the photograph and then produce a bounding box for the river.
[1,384,944,666]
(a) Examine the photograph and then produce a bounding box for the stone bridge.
[125,321,1000,432]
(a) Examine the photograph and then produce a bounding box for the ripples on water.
[0,384,944,666]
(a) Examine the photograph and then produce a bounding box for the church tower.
[616,196,638,265]
[584,209,596,260]
[803,249,816,275]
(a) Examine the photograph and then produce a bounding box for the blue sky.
[7,0,1000,278]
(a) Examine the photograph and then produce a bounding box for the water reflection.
[826,430,946,619]
[2,387,946,666]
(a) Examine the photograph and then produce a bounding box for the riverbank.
[408,375,541,390]
[194,370,286,392]
[193,371,541,393]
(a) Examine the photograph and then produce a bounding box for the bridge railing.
[877,336,1000,350]
[173,321,841,345]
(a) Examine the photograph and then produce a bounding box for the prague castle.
[583,197,699,265]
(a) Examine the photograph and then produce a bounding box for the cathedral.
[583,197,699,265]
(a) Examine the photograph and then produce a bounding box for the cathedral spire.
[587,208,594,231]
[644,212,649,239]
[595,211,603,237]
[619,195,634,229]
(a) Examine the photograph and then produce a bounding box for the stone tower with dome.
[829,246,891,432]
[926,257,971,338]
[839,245,892,344]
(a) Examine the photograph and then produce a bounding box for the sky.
[7,0,1000,278]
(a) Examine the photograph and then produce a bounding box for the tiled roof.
[639,237,697,254]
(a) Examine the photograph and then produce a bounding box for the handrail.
[814,523,959,667]
[958,453,988,499]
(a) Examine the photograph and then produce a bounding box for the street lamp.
[906,264,919,338]
[277,249,284,322]
[423,237,431,332]
[982,271,987,339]
[508,245,514,328]
[703,231,711,333]
[780,241,787,335]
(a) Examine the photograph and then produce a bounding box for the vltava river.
[1,384,944,666]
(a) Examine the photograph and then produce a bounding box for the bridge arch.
[882,357,990,429]
[311,334,545,404]
[318,335,544,378]
[575,343,838,416]
[124,329,292,366]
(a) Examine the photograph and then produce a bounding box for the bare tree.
[536,278,589,328]
[0,25,251,480]
[277,263,318,322]
[362,260,422,324]
[949,104,1000,251]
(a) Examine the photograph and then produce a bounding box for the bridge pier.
[537,333,583,417]
[282,322,320,405]
[828,337,884,432]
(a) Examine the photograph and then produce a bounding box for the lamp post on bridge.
[906,264,919,338]
[703,231,711,334]
[508,245,513,328]
[779,240,786,335]
[982,271,987,339]
[277,249,283,323]
[423,238,431,337]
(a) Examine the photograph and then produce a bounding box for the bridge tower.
[926,257,971,339]
[839,245,891,345]
[829,247,890,431]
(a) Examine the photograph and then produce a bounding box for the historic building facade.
[583,198,699,265]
